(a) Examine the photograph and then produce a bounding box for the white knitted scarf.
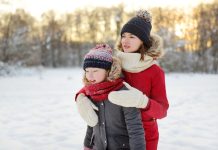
[115,50,156,73]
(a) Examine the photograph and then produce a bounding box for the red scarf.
[81,78,123,102]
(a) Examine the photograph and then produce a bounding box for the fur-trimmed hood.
[147,33,164,58]
[107,57,122,81]
[83,57,122,85]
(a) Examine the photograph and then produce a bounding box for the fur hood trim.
[147,33,164,58]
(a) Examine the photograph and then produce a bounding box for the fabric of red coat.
[123,64,169,150]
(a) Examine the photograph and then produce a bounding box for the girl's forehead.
[85,67,106,71]
[122,32,134,36]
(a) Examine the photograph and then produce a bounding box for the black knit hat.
[121,10,152,46]
[83,44,113,70]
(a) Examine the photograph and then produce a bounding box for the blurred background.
[1,1,218,150]
[0,0,218,74]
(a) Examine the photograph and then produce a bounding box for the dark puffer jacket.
[84,86,145,150]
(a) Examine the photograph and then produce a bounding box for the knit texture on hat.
[121,10,152,46]
[83,44,113,70]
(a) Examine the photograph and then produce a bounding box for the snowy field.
[0,68,218,150]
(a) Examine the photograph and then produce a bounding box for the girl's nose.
[88,72,94,80]
[122,37,129,43]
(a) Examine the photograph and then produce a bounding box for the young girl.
[75,44,145,150]
[108,10,169,150]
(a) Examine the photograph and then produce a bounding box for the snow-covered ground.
[0,68,217,150]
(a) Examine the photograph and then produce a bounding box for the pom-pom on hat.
[83,44,113,70]
[121,10,152,46]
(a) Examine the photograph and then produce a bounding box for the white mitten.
[76,93,98,127]
[108,82,149,108]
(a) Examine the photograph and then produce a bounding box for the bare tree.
[41,10,63,67]
[192,1,218,72]
[0,9,35,64]
[0,13,12,62]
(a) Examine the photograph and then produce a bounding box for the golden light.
[175,24,184,38]
[1,0,214,19]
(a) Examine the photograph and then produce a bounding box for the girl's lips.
[89,80,96,84]
[123,45,130,49]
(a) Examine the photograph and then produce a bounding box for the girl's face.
[85,67,108,84]
[121,32,143,53]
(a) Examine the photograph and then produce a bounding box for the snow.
[0,68,218,150]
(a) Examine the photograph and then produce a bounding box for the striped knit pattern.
[83,44,113,70]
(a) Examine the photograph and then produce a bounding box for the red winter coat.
[123,64,169,150]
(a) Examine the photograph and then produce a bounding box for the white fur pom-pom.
[136,9,152,23]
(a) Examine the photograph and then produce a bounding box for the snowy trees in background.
[193,2,218,73]
[152,2,218,73]
[159,48,217,73]
[40,10,64,67]
[0,9,36,65]
[0,2,217,73]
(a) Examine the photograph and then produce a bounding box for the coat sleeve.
[142,68,169,119]
[123,107,145,150]
[84,126,94,149]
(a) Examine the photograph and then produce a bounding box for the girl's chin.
[123,50,129,52]
[123,49,132,53]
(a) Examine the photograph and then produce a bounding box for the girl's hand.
[76,94,98,127]
[108,82,149,108]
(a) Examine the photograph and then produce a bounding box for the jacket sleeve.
[142,68,169,119]
[123,107,145,150]
[84,126,94,149]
